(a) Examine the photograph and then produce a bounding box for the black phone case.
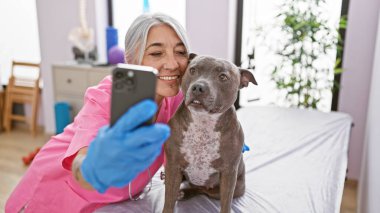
[110,65,157,126]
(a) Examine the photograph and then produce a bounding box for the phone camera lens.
[115,82,123,89]
[115,71,124,79]
[126,79,133,85]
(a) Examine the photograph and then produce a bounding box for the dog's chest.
[180,116,221,186]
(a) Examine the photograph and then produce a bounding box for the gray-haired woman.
[6,13,191,213]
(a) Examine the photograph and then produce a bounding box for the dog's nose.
[191,83,208,95]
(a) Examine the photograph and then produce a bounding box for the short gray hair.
[124,13,190,64]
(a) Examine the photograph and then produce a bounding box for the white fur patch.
[180,113,221,186]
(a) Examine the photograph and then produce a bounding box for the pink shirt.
[5,76,183,213]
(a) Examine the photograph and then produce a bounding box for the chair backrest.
[9,61,41,88]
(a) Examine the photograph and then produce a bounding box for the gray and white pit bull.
[163,54,257,213]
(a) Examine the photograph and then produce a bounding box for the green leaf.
[334,58,342,67]
[334,68,343,74]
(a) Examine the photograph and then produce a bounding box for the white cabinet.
[52,64,113,116]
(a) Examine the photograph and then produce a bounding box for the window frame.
[233,0,350,111]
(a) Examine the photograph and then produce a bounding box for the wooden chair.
[0,89,4,131]
[3,61,41,135]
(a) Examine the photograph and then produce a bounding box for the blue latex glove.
[242,143,250,153]
[80,100,170,193]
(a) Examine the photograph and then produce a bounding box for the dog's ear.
[188,53,197,63]
[239,68,257,89]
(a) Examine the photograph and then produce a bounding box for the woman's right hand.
[79,100,170,193]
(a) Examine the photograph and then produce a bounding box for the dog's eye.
[189,67,196,75]
[219,74,228,81]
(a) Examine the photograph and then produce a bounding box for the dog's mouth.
[191,99,202,105]
[185,96,205,108]
[187,98,204,108]
[186,98,225,115]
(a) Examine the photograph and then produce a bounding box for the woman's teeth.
[158,75,179,81]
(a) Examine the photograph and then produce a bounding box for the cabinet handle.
[67,78,72,84]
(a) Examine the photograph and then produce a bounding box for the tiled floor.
[0,128,357,212]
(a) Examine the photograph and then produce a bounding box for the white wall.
[358,11,380,213]
[186,0,237,61]
[338,0,380,180]
[0,0,44,126]
[36,0,105,134]
[0,0,41,84]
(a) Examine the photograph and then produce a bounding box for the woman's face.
[141,24,189,101]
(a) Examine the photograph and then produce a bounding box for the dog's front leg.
[163,165,182,213]
[220,169,238,213]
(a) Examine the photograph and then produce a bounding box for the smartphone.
[110,63,158,127]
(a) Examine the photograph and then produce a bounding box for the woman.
[6,13,190,213]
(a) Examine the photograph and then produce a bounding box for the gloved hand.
[80,100,170,193]
[242,144,250,153]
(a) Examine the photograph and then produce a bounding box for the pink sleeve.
[171,90,184,116]
[62,76,112,170]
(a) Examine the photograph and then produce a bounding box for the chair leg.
[3,92,12,132]
[31,90,40,136]
[0,92,4,131]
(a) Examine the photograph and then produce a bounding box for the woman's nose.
[163,54,180,70]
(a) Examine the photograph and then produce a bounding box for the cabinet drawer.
[54,68,87,95]
[88,70,111,87]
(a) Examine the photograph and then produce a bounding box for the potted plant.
[267,0,346,110]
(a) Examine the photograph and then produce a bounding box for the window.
[238,0,343,112]
[111,0,186,49]
[0,0,41,85]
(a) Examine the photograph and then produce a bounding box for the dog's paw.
[177,188,201,201]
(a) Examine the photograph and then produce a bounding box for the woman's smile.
[157,74,181,81]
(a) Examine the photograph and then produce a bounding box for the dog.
[163,54,257,213]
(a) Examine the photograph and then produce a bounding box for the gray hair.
[124,13,190,64]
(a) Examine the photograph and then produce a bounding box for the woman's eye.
[149,52,162,57]
[176,51,187,56]
[219,74,228,81]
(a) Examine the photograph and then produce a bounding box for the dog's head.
[181,54,257,115]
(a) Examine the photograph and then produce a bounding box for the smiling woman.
[5,13,191,213]
[123,13,190,104]
[142,24,189,101]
